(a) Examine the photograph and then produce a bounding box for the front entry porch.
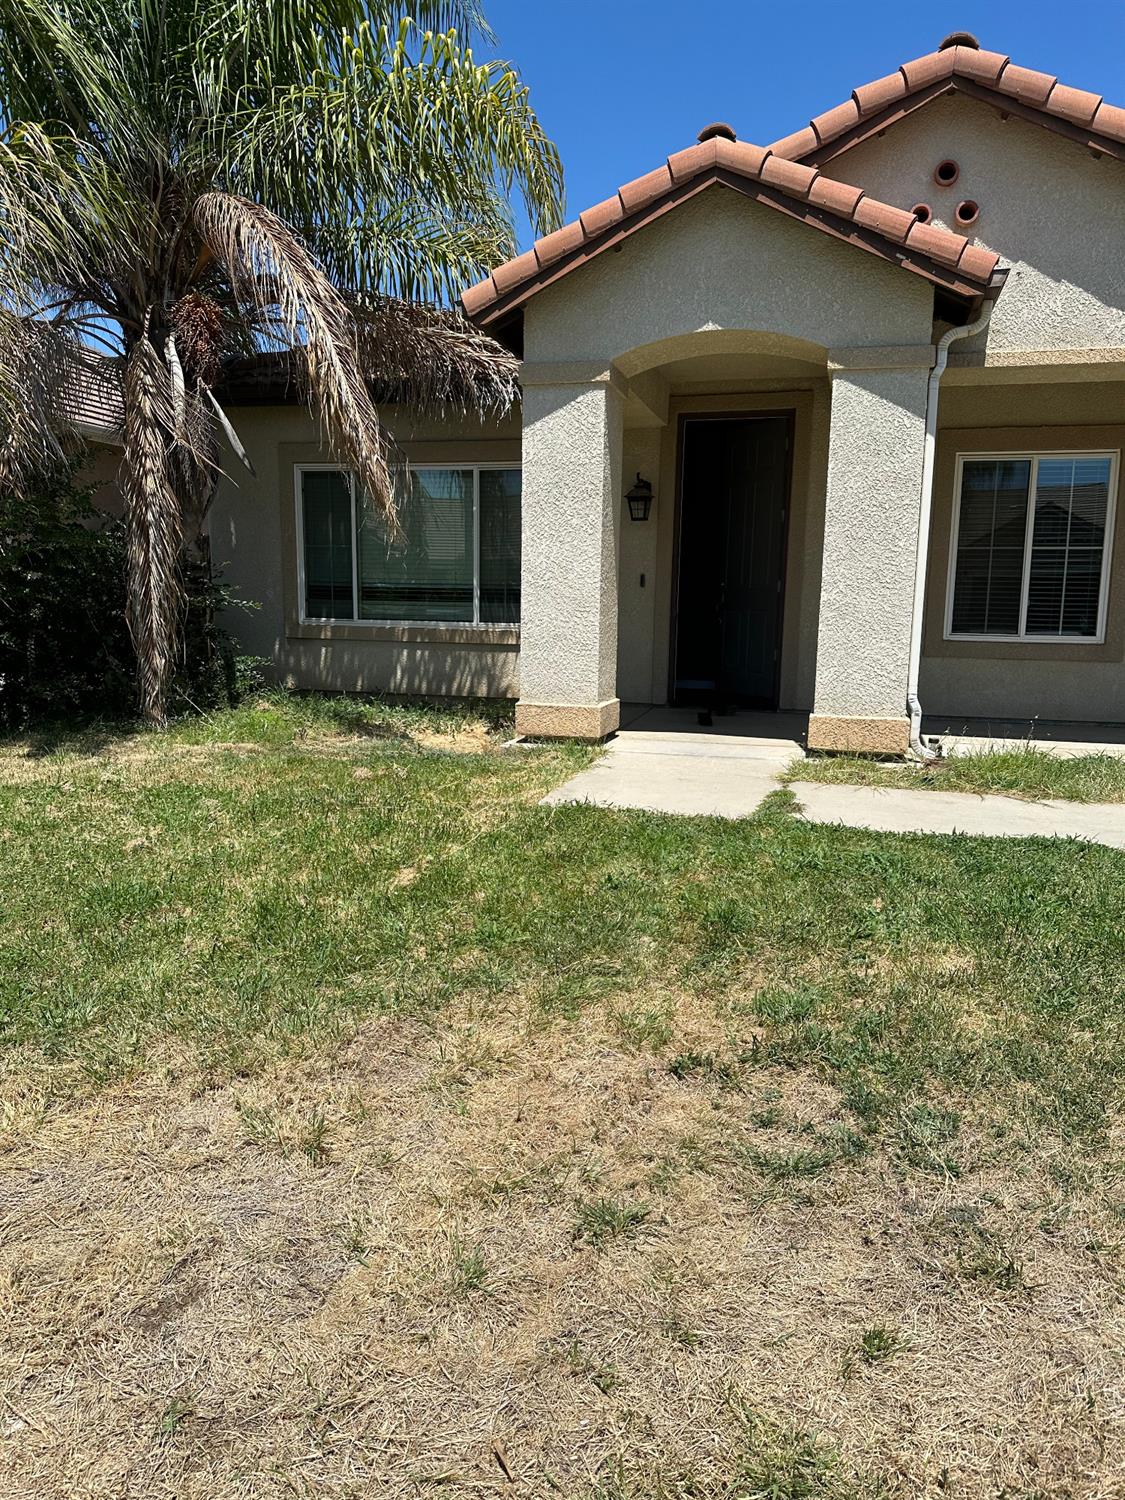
[513,334,935,754]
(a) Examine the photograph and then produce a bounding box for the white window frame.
[944,448,1119,645]
[294,461,522,629]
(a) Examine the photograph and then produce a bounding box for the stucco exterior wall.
[812,366,930,744]
[822,94,1125,354]
[919,380,1125,723]
[81,442,125,516]
[516,377,622,735]
[522,187,936,364]
[208,403,522,698]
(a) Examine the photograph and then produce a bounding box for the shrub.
[0,463,243,729]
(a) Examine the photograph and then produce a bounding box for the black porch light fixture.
[626,472,653,522]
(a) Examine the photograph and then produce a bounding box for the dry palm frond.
[172,384,221,542]
[352,296,519,418]
[193,192,392,521]
[0,312,77,491]
[122,336,183,723]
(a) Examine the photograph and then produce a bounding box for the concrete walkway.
[540,710,802,819]
[538,704,1125,843]
[791,780,1125,848]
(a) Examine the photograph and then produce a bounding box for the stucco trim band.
[515,699,621,741]
[520,361,626,392]
[828,345,935,372]
[807,714,911,754]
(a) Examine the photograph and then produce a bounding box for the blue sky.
[486,0,1125,249]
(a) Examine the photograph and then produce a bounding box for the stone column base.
[515,698,621,741]
[807,714,910,755]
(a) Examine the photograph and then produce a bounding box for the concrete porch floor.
[617,703,808,752]
[540,704,803,818]
[539,703,1125,823]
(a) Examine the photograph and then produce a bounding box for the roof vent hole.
[934,159,960,186]
[911,203,932,224]
[939,31,980,50]
[955,199,980,226]
[697,121,736,143]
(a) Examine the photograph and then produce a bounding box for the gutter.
[906,299,994,757]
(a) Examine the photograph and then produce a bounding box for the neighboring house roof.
[65,352,124,442]
[769,32,1125,165]
[461,130,1003,327]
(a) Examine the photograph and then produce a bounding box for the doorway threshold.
[617,703,808,758]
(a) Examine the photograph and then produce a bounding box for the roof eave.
[783,76,1125,168]
[465,172,999,329]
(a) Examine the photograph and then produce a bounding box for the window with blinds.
[947,452,1116,641]
[298,464,521,626]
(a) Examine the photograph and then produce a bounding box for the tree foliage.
[0,0,561,719]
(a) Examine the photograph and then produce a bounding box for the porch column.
[808,356,932,755]
[515,368,624,739]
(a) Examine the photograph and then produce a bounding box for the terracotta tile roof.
[462,134,1002,324]
[769,36,1125,163]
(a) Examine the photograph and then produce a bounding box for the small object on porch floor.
[676,677,727,730]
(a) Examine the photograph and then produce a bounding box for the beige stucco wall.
[208,403,522,697]
[814,366,930,724]
[919,380,1125,723]
[517,376,622,729]
[81,442,125,516]
[617,424,663,702]
[823,94,1125,355]
[522,186,936,365]
[815,97,1125,724]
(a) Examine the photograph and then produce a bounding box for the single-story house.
[207,32,1125,752]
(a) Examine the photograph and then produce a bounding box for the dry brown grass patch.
[1,987,1123,1498]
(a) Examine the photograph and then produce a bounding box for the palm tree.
[0,0,562,720]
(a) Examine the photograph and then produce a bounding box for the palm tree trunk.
[122,333,183,724]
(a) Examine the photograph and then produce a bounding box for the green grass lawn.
[791,745,1125,802]
[3,695,1125,1498]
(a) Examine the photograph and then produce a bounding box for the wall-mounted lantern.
[626,473,653,522]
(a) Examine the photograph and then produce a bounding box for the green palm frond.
[0,0,561,720]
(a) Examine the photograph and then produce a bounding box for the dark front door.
[673,415,791,708]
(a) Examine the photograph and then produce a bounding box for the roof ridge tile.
[769,41,1125,160]
[852,69,908,115]
[462,117,1002,322]
[951,45,1009,84]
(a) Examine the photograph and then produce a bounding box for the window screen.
[299,465,521,626]
[301,469,354,620]
[949,454,1113,639]
[358,468,474,622]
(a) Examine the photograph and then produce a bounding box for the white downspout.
[907,301,994,757]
